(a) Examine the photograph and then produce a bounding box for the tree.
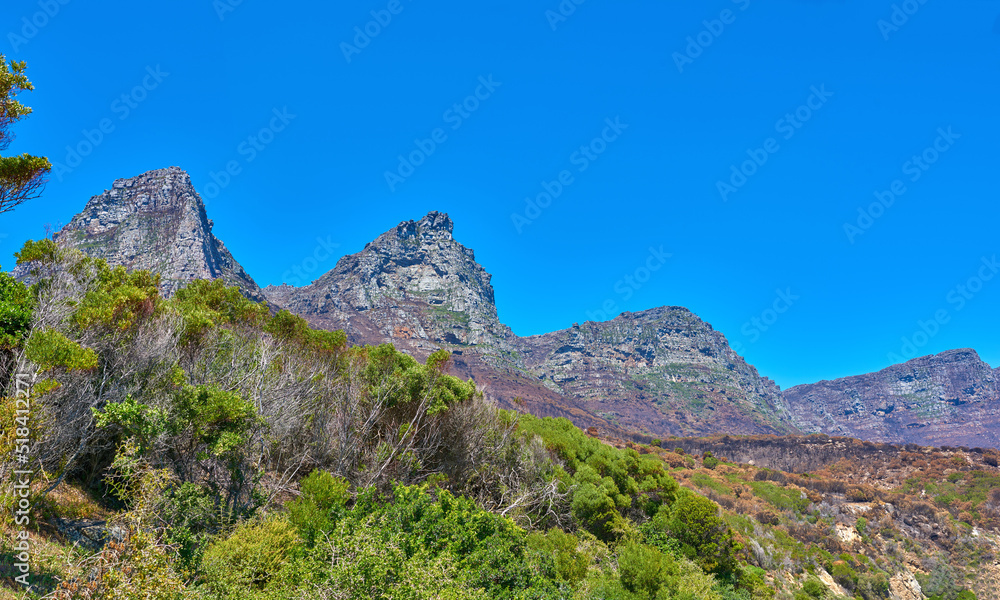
[1,55,50,214]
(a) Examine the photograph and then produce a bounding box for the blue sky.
[2,0,1000,388]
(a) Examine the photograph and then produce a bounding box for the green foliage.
[830,561,858,591]
[660,491,738,576]
[526,528,590,585]
[158,482,225,572]
[356,343,477,415]
[266,308,347,356]
[703,455,721,469]
[0,56,50,215]
[201,516,300,597]
[0,271,32,348]
[24,328,98,371]
[749,480,810,514]
[596,538,722,600]
[93,395,168,452]
[521,416,679,540]
[73,261,162,330]
[287,470,351,546]
[172,383,259,459]
[172,278,267,342]
[13,238,58,265]
[801,577,827,599]
[918,561,969,600]
[856,571,891,600]
[856,516,867,535]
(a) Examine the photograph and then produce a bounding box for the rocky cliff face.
[264,211,518,361]
[784,349,1000,449]
[50,167,264,301]
[518,308,794,436]
[266,212,798,438]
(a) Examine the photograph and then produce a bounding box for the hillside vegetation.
[0,241,996,600]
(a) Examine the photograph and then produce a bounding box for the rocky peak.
[390,211,454,241]
[518,306,794,436]
[267,211,509,354]
[50,167,264,301]
[785,349,1000,448]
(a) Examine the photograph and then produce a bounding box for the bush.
[0,271,32,349]
[287,470,350,546]
[830,561,858,591]
[801,577,827,599]
[660,491,738,575]
[526,528,589,585]
[201,516,299,598]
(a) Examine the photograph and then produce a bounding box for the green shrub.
[659,491,738,576]
[24,328,98,371]
[830,561,858,591]
[201,516,299,597]
[802,577,827,599]
[287,470,350,545]
[0,272,32,349]
[703,452,720,470]
[526,528,590,585]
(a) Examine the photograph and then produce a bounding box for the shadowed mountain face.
[45,167,264,301]
[784,349,1000,449]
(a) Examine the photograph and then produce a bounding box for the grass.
[749,481,810,514]
[690,473,732,496]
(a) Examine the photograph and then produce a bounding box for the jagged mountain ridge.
[518,308,792,436]
[262,206,796,437]
[34,167,1000,447]
[784,349,1000,449]
[46,167,264,301]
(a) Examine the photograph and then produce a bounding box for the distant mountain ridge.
[30,167,1000,448]
[785,349,1000,449]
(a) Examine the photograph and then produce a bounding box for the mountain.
[264,209,797,438]
[517,308,792,436]
[44,167,264,301]
[784,349,1000,448]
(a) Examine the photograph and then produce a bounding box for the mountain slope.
[265,211,798,438]
[518,308,792,436]
[48,167,264,301]
[784,349,1000,448]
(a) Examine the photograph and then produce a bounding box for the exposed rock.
[518,307,795,436]
[784,349,1000,449]
[266,211,799,438]
[42,167,264,301]
[889,571,923,600]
